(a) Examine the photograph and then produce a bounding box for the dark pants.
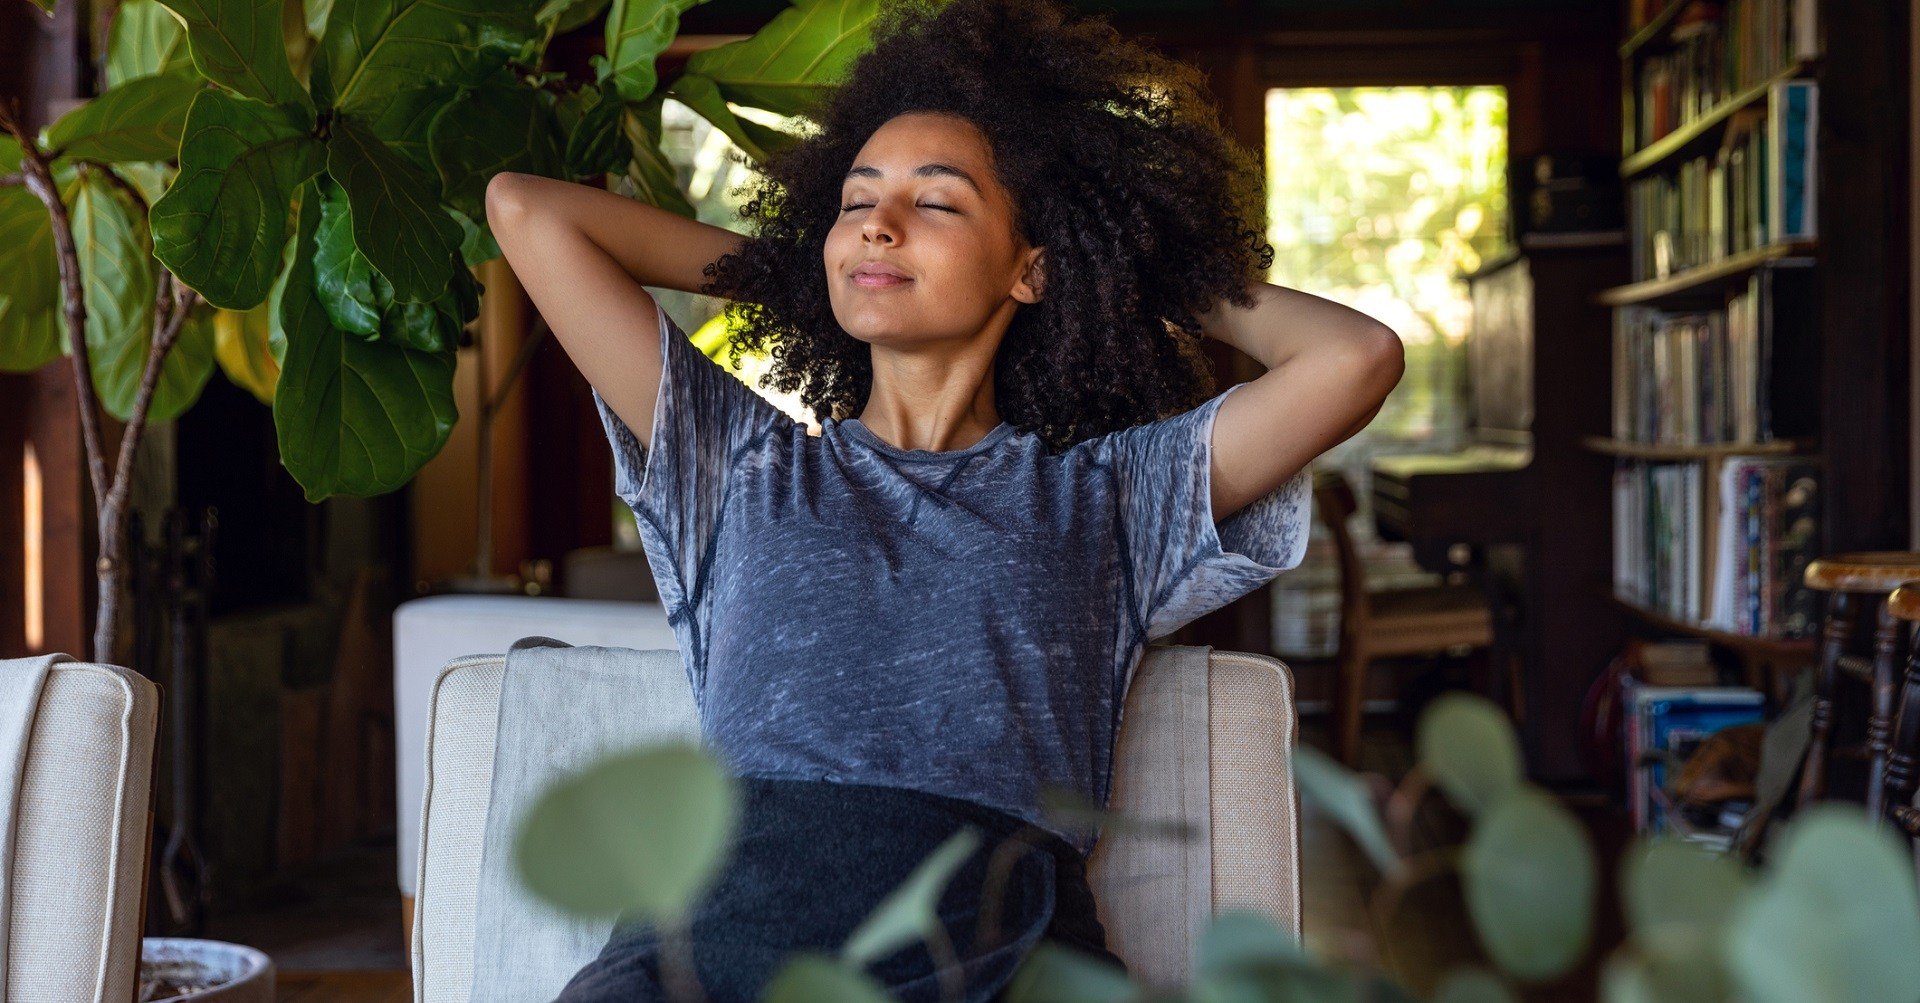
[552,777,1124,1002]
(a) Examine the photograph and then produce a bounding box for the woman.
[486,0,1403,999]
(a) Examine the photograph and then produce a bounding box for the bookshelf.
[1605,0,1826,651]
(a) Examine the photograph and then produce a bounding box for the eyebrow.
[842,162,984,199]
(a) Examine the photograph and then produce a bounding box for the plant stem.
[1,101,197,665]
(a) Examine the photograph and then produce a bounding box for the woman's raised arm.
[483,172,748,448]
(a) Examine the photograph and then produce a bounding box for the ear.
[1011,246,1046,304]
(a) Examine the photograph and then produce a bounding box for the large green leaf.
[664,72,802,165]
[514,742,739,923]
[1725,806,1920,1003]
[73,172,217,422]
[682,0,883,120]
[274,180,459,500]
[1433,967,1519,1003]
[312,178,385,337]
[356,83,458,176]
[560,83,628,180]
[318,0,538,118]
[1417,691,1524,817]
[1460,788,1596,983]
[305,0,336,38]
[539,0,614,35]
[42,74,201,164]
[151,89,325,309]
[156,0,309,107]
[840,828,979,968]
[313,176,477,354]
[324,115,461,305]
[106,0,197,87]
[429,71,565,221]
[761,955,894,1003]
[0,185,66,373]
[603,0,704,103]
[620,95,697,219]
[1196,909,1306,979]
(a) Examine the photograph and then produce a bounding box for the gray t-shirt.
[592,306,1311,853]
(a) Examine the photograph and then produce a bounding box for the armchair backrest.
[0,657,160,1002]
[411,643,1300,997]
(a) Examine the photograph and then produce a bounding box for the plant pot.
[139,938,274,1002]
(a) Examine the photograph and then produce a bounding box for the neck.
[855,332,1003,453]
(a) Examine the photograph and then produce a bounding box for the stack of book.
[1612,270,1787,445]
[1626,77,1817,281]
[1628,0,1820,152]
[1620,657,1766,844]
[1612,454,1820,638]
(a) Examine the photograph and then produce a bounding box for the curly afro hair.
[698,0,1275,450]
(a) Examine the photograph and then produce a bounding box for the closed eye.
[839,202,957,213]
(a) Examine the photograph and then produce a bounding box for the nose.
[862,202,899,245]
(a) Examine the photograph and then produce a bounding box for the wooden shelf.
[1609,594,1817,660]
[1619,0,1695,61]
[1620,61,1815,180]
[1596,240,1817,307]
[1580,436,1814,460]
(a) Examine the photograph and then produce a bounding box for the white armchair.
[409,642,1302,997]
[0,654,160,1001]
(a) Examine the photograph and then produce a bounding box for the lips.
[851,261,911,286]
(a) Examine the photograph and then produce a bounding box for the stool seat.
[1887,582,1920,622]
[1804,552,1920,593]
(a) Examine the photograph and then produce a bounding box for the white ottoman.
[392,595,677,913]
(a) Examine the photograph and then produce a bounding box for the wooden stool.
[1315,470,1502,766]
[1883,582,1920,837]
[1798,553,1920,818]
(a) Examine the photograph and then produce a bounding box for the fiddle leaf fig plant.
[1,0,884,660]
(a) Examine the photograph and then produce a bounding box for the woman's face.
[825,111,1045,348]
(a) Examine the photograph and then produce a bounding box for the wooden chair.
[1796,552,1920,818]
[1880,580,1920,838]
[1315,470,1502,766]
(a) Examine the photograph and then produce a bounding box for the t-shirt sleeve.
[589,303,790,619]
[1091,381,1314,642]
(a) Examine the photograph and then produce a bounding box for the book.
[1621,676,1767,833]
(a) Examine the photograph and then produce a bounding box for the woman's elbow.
[484,171,535,229]
[1347,322,1405,398]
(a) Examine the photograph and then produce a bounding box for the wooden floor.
[275,970,410,1001]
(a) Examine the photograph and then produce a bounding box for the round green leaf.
[1293,744,1400,875]
[513,742,739,924]
[428,70,564,220]
[1620,836,1749,938]
[1433,967,1518,1003]
[1417,691,1524,816]
[1004,942,1134,1003]
[1725,806,1920,1003]
[762,954,895,1003]
[1460,788,1596,982]
[841,827,980,968]
[1196,909,1304,981]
